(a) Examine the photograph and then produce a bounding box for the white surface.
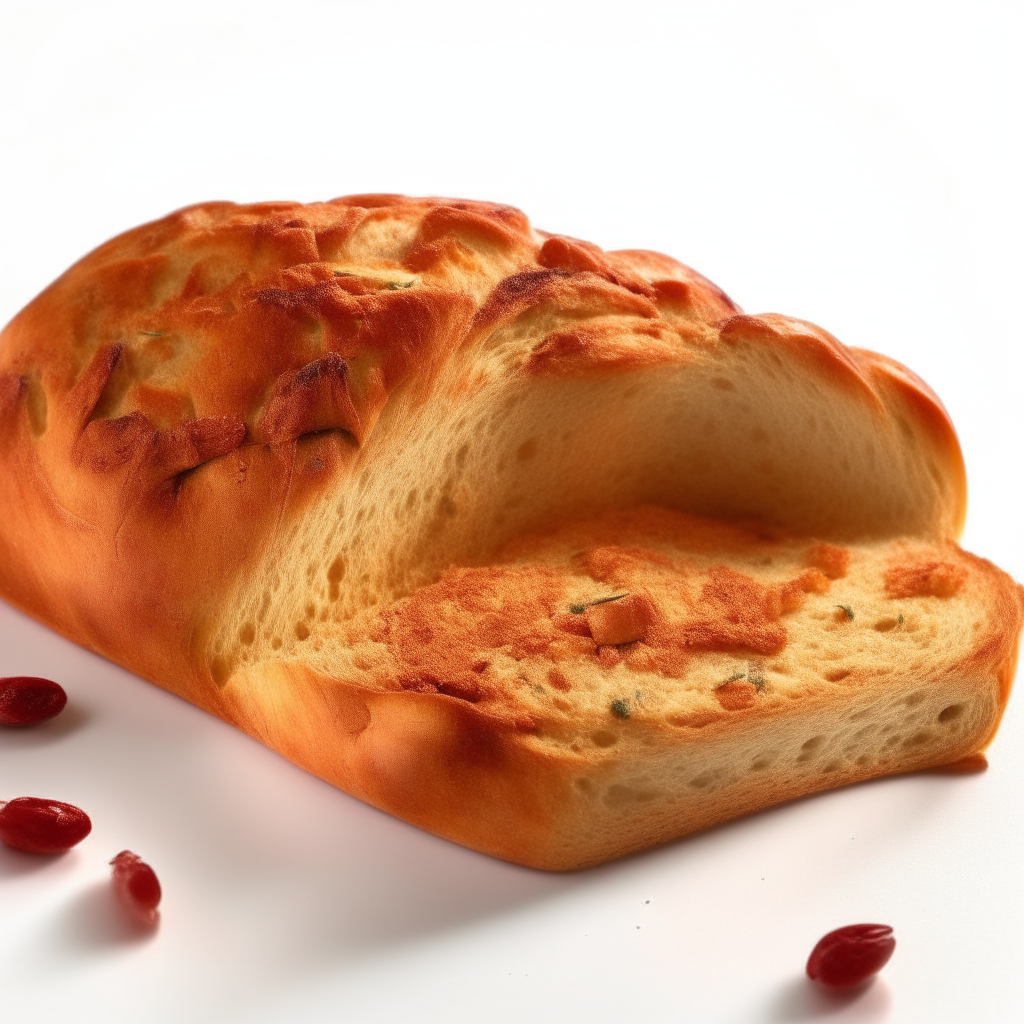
[1,2,1022,1021]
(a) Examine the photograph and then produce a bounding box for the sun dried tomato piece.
[806,924,896,988]
[0,797,92,853]
[586,594,649,646]
[110,850,162,925]
[0,676,68,726]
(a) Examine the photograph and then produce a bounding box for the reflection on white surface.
[765,978,892,1023]
[48,880,161,955]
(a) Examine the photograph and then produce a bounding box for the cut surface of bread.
[0,194,1019,869]
[225,506,1022,868]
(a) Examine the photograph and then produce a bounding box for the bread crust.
[0,195,1015,869]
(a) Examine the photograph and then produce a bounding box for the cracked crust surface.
[0,194,1016,868]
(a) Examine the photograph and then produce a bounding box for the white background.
[1,2,1021,1021]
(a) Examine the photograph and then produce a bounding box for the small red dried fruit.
[0,797,92,854]
[807,924,896,988]
[0,676,68,726]
[110,850,162,925]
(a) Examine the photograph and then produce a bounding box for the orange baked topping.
[585,594,649,646]
[369,564,564,702]
[807,543,851,580]
[885,560,967,599]
[715,680,758,711]
[367,519,835,705]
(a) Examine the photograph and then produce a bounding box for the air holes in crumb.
[825,668,851,682]
[327,556,346,600]
[516,437,538,462]
[604,784,659,807]
[667,711,717,729]
[874,618,899,632]
[711,377,736,391]
[751,755,773,771]
[798,736,825,761]
[904,730,932,748]
[905,691,926,707]
[822,761,842,773]
[591,730,618,748]
[210,657,232,686]
[238,623,256,645]
[575,778,593,795]
[938,704,964,724]
[295,622,310,641]
[271,636,282,650]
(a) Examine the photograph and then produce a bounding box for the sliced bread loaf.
[0,195,1018,868]
[224,507,1022,868]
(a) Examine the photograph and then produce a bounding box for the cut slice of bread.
[0,195,1018,869]
[224,506,1022,869]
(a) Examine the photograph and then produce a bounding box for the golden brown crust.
[0,194,1014,869]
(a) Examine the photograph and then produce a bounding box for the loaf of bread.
[0,195,1020,869]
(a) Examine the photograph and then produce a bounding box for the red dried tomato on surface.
[0,797,92,853]
[110,850,162,925]
[0,677,67,726]
[806,924,896,988]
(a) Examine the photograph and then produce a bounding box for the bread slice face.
[223,508,1022,869]
[0,195,1017,869]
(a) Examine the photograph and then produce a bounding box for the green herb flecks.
[897,614,905,626]
[610,699,631,719]
[747,662,766,690]
[722,671,746,685]
[386,280,415,289]
[569,593,629,614]
[837,604,855,620]
[333,270,355,277]
[139,331,165,337]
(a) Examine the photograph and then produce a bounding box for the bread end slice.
[219,510,1023,870]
